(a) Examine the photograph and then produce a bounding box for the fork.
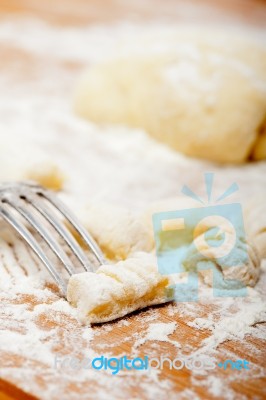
[0,182,105,295]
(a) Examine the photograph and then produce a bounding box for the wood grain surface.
[0,1,265,399]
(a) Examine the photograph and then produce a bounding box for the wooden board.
[0,1,265,399]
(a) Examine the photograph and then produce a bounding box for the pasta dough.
[74,28,266,164]
[183,228,260,289]
[67,197,265,323]
[26,163,65,191]
[78,203,153,260]
[243,197,266,260]
[67,252,173,324]
[252,125,266,161]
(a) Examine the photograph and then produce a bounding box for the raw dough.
[252,124,266,161]
[183,228,260,289]
[74,28,266,163]
[26,163,65,191]
[79,203,153,260]
[67,196,264,323]
[0,135,65,190]
[244,197,266,259]
[67,252,173,324]
[143,196,263,288]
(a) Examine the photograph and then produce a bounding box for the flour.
[143,322,177,342]
[133,322,180,351]
[188,294,266,351]
[0,13,265,400]
[199,376,236,400]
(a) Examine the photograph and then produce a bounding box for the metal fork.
[0,182,105,295]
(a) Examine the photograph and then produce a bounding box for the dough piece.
[183,230,260,289]
[0,133,65,189]
[67,252,173,324]
[79,203,154,260]
[144,196,264,289]
[74,29,266,164]
[26,163,65,191]
[252,124,266,161]
[243,198,266,259]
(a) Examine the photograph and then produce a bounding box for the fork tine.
[28,195,92,272]
[0,205,67,295]
[5,199,75,276]
[40,191,106,265]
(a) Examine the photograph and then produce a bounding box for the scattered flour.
[133,322,180,350]
[0,12,265,400]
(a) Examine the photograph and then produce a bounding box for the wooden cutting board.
[0,283,265,400]
[0,1,265,399]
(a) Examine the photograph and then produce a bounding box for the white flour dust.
[0,14,265,400]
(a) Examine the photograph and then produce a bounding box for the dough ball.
[244,197,266,259]
[184,230,260,289]
[26,163,65,191]
[0,133,65,190]
[144,196,264,288]
[74,29,266,164]
[78,203,154,260]
[252,124,266,161]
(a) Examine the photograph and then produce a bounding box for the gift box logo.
[153,173,248,302]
